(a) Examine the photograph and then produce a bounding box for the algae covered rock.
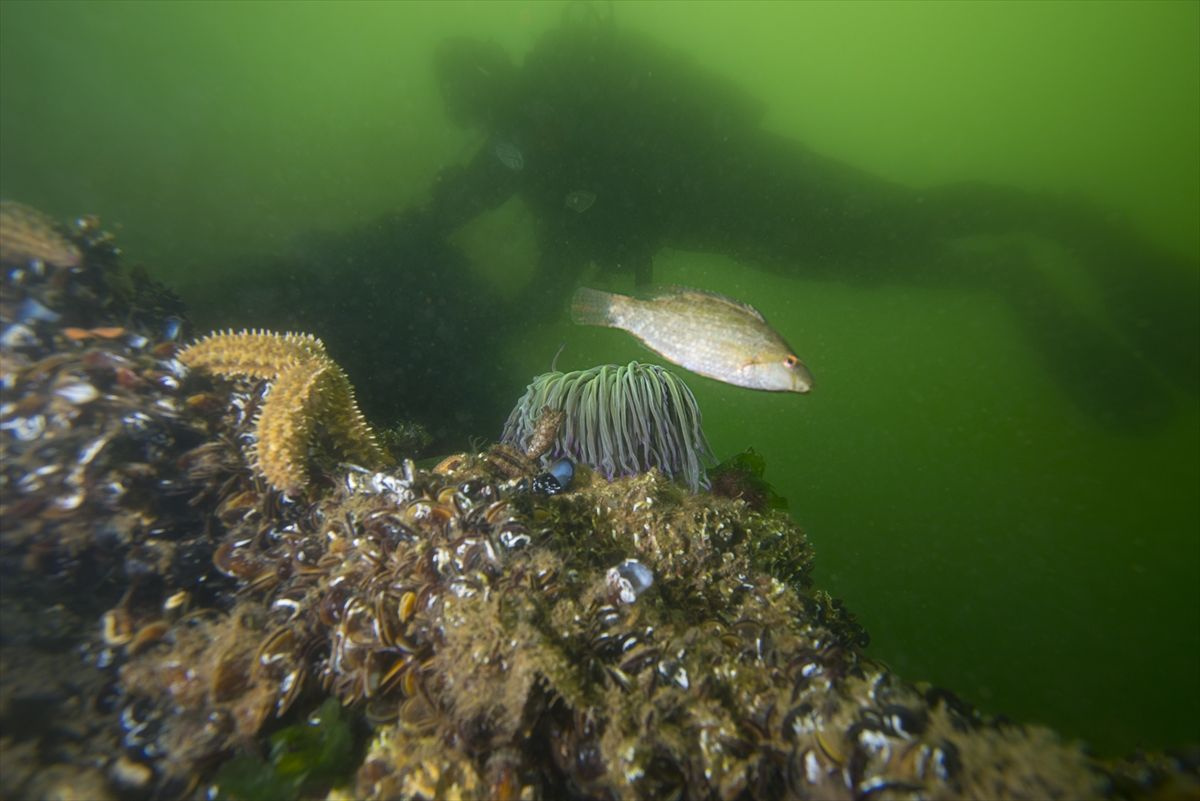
[2,202,1197,801]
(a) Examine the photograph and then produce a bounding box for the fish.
[570,286,813,393]
[492,139,524,171]
[564,189,597,213]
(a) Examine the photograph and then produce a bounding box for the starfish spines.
[179,330,386,493]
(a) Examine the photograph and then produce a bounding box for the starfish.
[179,330,386,494]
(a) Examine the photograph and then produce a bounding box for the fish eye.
[784,355,798,369]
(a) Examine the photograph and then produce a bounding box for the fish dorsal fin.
[641,285,766,322]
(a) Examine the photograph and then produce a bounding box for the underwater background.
[1,0,1196,759]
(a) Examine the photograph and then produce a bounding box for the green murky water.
[2,0,1197,756]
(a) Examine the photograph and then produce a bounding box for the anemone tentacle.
[501,362,713,491]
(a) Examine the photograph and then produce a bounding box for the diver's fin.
[1001,253,1175,432]
[1090,242,1200,398]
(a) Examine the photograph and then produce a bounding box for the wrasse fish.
[570,286,813,393]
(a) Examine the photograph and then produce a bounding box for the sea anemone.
[501,362,713,491]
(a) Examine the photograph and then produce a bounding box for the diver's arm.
[628,248,654,288]
[423,146,519,234]
[509,228,588,320]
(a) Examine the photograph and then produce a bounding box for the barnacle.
[179,330,387,493]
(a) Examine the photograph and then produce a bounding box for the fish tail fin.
[570,287,619,327]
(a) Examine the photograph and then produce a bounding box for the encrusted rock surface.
[2,204,1197,800]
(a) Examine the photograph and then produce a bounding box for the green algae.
[213,699,356,801]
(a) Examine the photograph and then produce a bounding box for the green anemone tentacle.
[501,361,713,491]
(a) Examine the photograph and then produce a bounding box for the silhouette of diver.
[410,18,1199,431]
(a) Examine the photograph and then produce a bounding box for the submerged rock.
[1,202,1196,801]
